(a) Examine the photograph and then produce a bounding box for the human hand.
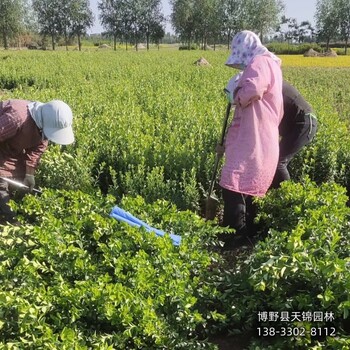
[224,88,234,104]
[23,174,35,191]
[216,143,225,157]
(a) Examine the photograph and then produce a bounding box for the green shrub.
[179,45,199,50]
[0,46,350,350]
[0,190,227,349]
[213,178,350,349]
[1,50,350,213]
[266,42,322,54]
[36,145,96,194]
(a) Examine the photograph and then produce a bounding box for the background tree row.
[98,0,165,50]
[0,0,349,52]
[316,0,350,53]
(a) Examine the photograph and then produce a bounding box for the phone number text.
[257,327,336,337]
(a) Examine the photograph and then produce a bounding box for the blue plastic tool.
[110,206,181,246]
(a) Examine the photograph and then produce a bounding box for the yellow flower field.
[280,54,350,67]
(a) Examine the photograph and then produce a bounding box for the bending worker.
[271,81,318,188]
[0,99,74,224]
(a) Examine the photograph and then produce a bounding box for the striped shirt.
[0,99,48,177]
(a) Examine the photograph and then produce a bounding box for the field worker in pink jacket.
[0,99,74,224]
[219,30,284,249]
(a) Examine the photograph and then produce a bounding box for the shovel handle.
[0,176,42,194]
[219,102,232,146]
[207,102,233,198]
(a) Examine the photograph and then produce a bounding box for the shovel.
[0,177,42,194]
[205,102,232,220]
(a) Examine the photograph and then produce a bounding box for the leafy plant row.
[211,178,350,349]
[0,190,226,349]
[0,50,350,349]
[1,179,349,348]
[1,50,349,214]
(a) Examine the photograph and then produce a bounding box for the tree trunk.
[146,25,150,50]
[146,32,150,51]
[259,29,263,43]
[3,31,8,49]
[114,34,117,51]
[65,33,68,51]
[78,34,82,51]
[345,37,348,55]
[51,34,55,50]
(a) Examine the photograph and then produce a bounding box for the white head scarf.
[225,30,281,68]
[28,100,74,145]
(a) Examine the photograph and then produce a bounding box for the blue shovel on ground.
[110,206,181,246]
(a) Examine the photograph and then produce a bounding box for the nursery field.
[0,49,350,349]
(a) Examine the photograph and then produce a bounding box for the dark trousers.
[271,113,317,189]
[222,188,256,236]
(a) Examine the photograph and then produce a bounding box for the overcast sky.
[88,0,318,34]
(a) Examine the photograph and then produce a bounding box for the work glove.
[224,88,234,104]
[23,174,35,191]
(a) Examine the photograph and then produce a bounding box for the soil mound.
[194,57,211,66]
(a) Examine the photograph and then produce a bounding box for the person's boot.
[222,235,255,250]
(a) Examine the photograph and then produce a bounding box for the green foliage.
[98,0,164,50]
[214,178,350,348]
[0,50,229,209]
[0,0,24,49]
[281,66,350,195]
[0,51,350,212]
[32,0,94,51]
[0,190,226,348]
[0,49,350,348]
[35,145,96,193]
[266,42,322,55]
[179,45,199,50]
[315,0,350,46]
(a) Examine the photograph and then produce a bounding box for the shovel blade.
[205,195,219,220]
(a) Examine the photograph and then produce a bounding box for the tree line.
[0,0,93,50]
[316,0,350,53]
[0,0,349,52]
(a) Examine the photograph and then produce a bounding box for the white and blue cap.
[29,100,74,145]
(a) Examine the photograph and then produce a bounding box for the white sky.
[88,0,318,34]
